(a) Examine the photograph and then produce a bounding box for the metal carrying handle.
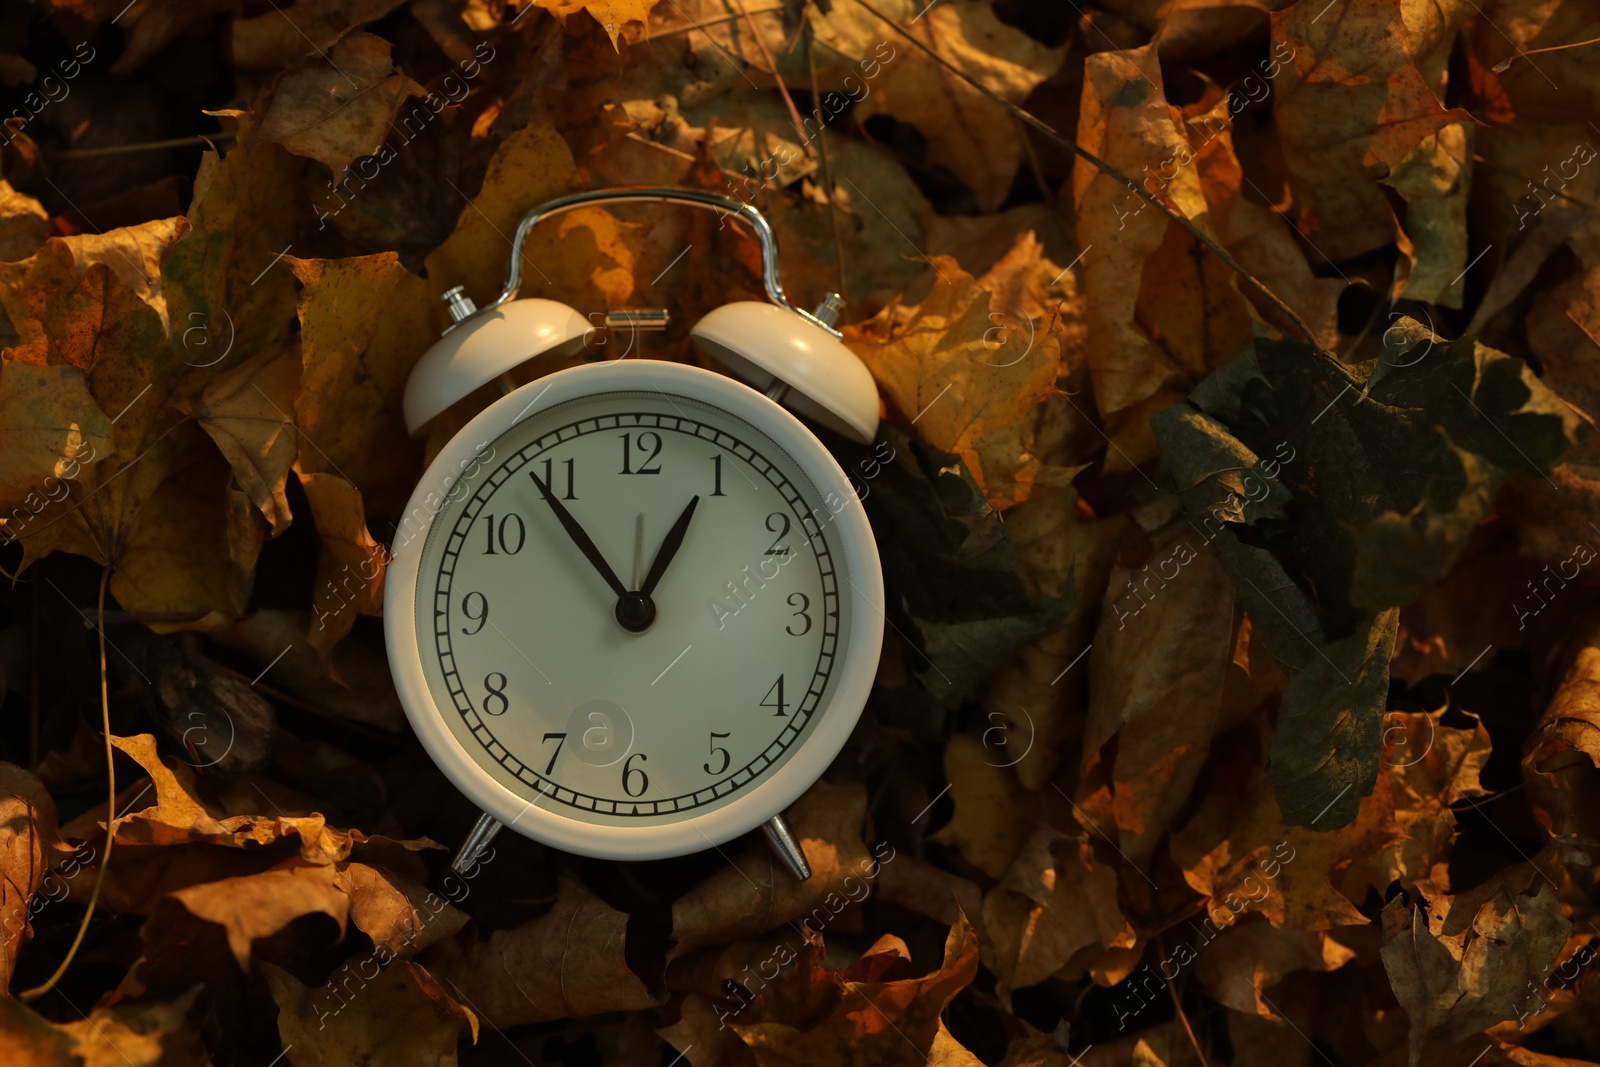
[476,186,842,338]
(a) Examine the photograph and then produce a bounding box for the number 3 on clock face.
[385,362,885,862]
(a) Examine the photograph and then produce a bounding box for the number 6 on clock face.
[385,362,885,862]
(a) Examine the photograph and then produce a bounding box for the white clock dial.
[386,362,883,860]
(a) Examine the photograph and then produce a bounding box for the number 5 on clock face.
[385,362,884,862]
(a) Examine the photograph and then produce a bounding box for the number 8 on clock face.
[385,361,885,861]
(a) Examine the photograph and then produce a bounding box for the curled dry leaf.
[0,988,209,1067]
[1524,612,1600,858]
[0,763,65,994]
[733,912,982,1067]
[1380,862,1571,1066]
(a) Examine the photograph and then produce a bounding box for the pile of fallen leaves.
[1,0,1599,1064]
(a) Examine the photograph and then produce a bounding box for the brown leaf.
[231,0,411,70]
[448,875,657,1026]
[1524,613,1600,858]
[808,0,1064,211]
[671,781,877,956]
[0,763,65,994]
[733,912,981,1067]
[0,359,111,511]
[62,734,386,862]
[0,179,50,262]
[257,34,426,180]
[0,988,209,1067]
[289,252,429,517]
[169,859,349,971]
[1271,0,1474,262]
[928,735,1039,879]
[536,0,661,47]
[845,249,1065,510]
[178,343,299,536]
[265,959,476,1065]
[1192,919,1356,1017]
[981,828,1137,1002]
[297,469,387,670]
[336,862,468,957]
[1381,862,1571,1065]
[1078,523,1236,869]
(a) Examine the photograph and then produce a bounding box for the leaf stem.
[20,565,116,1002]
[848,0,1318,346]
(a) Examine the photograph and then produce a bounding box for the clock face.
[387,362,883,860]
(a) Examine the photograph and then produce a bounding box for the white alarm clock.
[384,188,885,880]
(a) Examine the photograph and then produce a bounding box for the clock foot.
[451,812,504,876]
[761,813,812,881]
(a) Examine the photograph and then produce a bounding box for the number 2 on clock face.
[415,391,852,828]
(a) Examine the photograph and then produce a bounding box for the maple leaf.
[1152,325,1580,826]
[537,0,661,48]
[1381,862,1571,1066]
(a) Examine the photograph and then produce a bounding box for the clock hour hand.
[529,472,630,601]
[640,495,701,597]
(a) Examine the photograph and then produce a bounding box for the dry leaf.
[0,763,64,994]
[257,34,426,180]
[265,960,477,1065]
[1381,862,1571,1065]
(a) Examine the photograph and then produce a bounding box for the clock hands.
[640,496,700,597]
[529,472,630,601]
[530,473,700,634]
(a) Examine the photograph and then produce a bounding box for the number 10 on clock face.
[389,365,883,861]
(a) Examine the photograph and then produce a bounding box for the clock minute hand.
[639,496,701,597]
[529,473,629,600]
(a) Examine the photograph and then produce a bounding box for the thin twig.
[807,19,847,299]
[1493,33,1600,72]
[49,131,236,160]
[21,566,116,1002]
[850,0,1317,345]
[1168,962,1211,1067]
[731,0,816,161]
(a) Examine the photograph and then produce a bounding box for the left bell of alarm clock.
[403,287,595,434]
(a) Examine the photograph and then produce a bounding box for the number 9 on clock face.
[384,362,884,861]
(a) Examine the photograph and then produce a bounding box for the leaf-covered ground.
[1,0,1599,1065]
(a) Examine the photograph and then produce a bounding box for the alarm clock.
[384,187,885,881]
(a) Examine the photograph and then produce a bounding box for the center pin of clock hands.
[529,471,700,634]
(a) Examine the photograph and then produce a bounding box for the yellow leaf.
[536,0,661,48]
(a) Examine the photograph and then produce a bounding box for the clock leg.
[451,811,504,876]
[761,813,812,881]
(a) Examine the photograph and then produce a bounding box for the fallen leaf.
[257,34,426,180]
[169,859,349,971]
[536,0,660,47]
[1271,0,1474,261]
[0,763,64,994]
[265,959,477,1065]
[846,250,1064,510]
[1192,919,1356,1017]
[1381,862,1571,1066]
[1151,325,1580,825]
[1079,521,1236,868]
[929,734,1039,879]
[177,343,299,536]
[231,0,411,70]
[447,875,658,1025]
[670,781,875,956]
[733,911,981,1067]
[981,828,1138,1002]
[1524,613,1600,860]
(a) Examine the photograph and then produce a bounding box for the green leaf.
[1152,323,1580,827]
